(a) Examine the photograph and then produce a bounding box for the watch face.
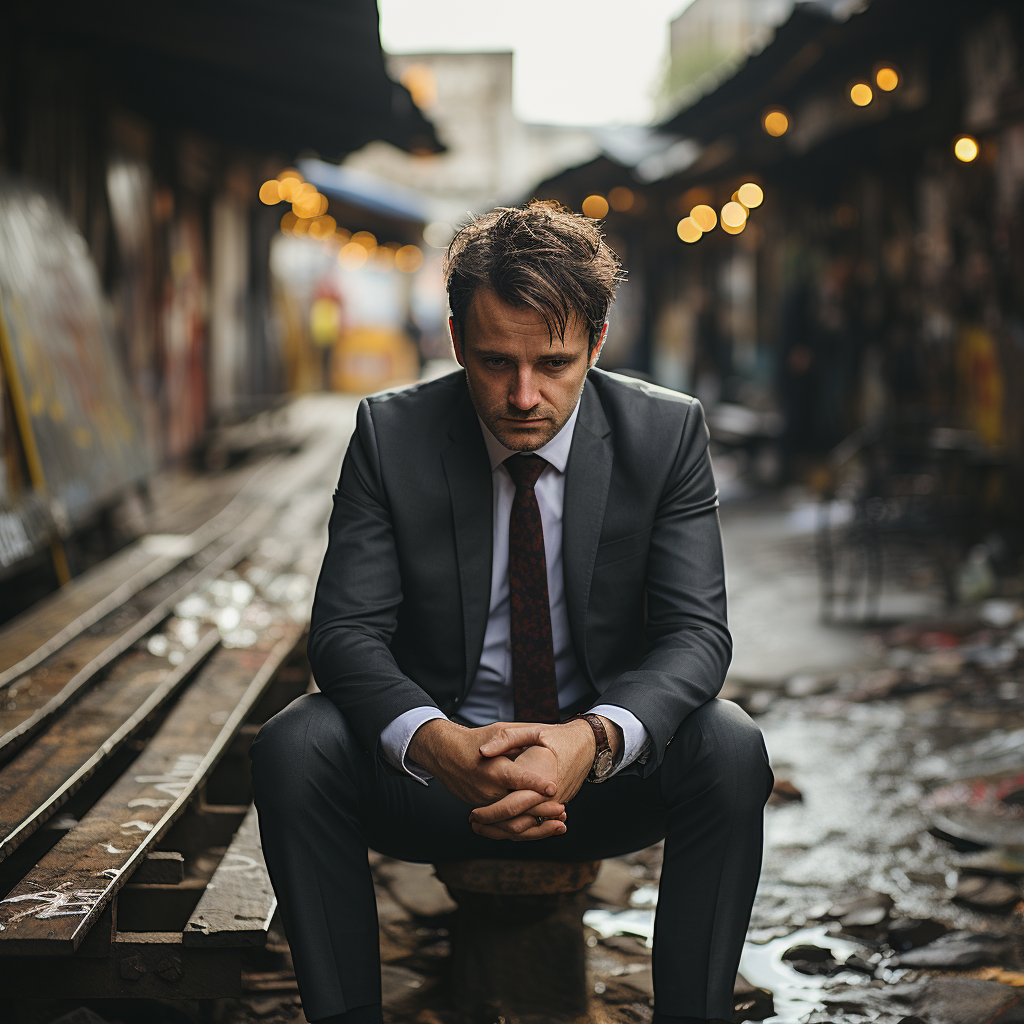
[595,749,614,778]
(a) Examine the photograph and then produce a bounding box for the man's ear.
[589,322,609,368]
[449,316,465,367]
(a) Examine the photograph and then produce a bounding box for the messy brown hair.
[443,200,624,354]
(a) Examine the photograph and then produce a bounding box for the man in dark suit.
[250,202,774,1024]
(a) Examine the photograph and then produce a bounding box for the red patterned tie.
[505,453,560,724]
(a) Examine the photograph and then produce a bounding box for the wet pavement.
[226,494,1024,1024]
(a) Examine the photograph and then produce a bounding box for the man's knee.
[250,693,361,799]
[668,698,774,805]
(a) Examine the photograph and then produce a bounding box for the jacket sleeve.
[307,398,442,754]
[594,398,732,774]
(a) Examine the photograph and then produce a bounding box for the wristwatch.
[572,713,619,783]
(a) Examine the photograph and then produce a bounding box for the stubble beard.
[464,369,584,452]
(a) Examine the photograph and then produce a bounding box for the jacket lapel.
[563,378,612,682]
[441,389,494,694]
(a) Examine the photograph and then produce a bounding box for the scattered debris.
[768,778,803,804]
[825,976,1022,1024]
[589,858,640,907]
[886,915,949,950]
[954,874,1021,911]
[894,930,1015,969]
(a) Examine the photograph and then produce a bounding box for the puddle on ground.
[739,924,880,1022]
[584,907,655,947]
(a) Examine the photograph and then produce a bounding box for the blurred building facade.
[0,0,438,595]
[661,0,796,114]
[532,0,1024,552]
[345,52,599,225]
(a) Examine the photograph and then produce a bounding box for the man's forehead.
[463,287,587,344]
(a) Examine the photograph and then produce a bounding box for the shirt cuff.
[589,704,651,777]
[379,706,449,785]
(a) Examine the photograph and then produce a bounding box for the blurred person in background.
[251,201,774,1024]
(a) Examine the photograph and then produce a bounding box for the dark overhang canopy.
[16,0,443,160]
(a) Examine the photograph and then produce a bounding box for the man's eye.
[484,358,506,367]
[547,360,568,368]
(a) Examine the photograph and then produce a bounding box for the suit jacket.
[308,368,731,776]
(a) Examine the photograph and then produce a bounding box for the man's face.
[451,288,604,452]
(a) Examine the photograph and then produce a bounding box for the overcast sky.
[378,0,694,127]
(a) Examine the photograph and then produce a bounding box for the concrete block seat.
[433,859,601,1021]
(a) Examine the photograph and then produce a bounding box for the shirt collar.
[478,397,581,475]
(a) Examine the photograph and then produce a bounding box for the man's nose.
[508,369,540,410]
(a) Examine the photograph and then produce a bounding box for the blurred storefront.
[650,0,1023,515]
[534,0,1024,542]
[0,0,439,593]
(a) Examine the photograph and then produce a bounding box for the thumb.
[479,724,544,757]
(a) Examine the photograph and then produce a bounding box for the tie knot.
[505,453,547,491]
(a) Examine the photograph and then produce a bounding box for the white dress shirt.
[380,396,651,781]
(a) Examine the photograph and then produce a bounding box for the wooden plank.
[0,404,348,687]
[132,852,184,885]
[0,456,281,685]
[183,804,276,947]
[0,933,241,998]
[0,625,220,862]
[0,625,303,953]
[0,542,162,675]
[0,503,276,764]
[117,877,207,932]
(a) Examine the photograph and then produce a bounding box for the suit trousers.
[249,693,774,1022]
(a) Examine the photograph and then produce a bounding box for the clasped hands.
[406,716,620,841]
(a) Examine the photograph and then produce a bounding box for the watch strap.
[572,713,617,782]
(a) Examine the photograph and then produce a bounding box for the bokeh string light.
[875,66,899,91]
[690,205,717,232]
[676,217,701,244]
[582,195,610,219]
[763,109,789,137]
[849,81,873,107]
[737,183,763,209]
[954,135,979,162]
[608,186,635,212]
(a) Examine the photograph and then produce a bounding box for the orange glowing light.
[690,205,717,232]
[582,195,610,219]
[309,215,337,240]
[351,231,377,250]
[608,186,635,212]
[850,81,873,107]
[763,109,789,137]
[280,211,298,234]
[954,135,979,162]
[372,246,396,271]
[722,217,747,236]
[676,217,702,243]
[721,202,748,229]
[338,242,369,270]
[259,180,281,205]
[876,66,899,91]
[737,183,763,208]
[395,244,424,273]
[277,173,303,201]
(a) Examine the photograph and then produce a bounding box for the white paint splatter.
[218,853,260,873]
[1,884,104,922]
[120,820,154,833]
[127,798,171,808]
